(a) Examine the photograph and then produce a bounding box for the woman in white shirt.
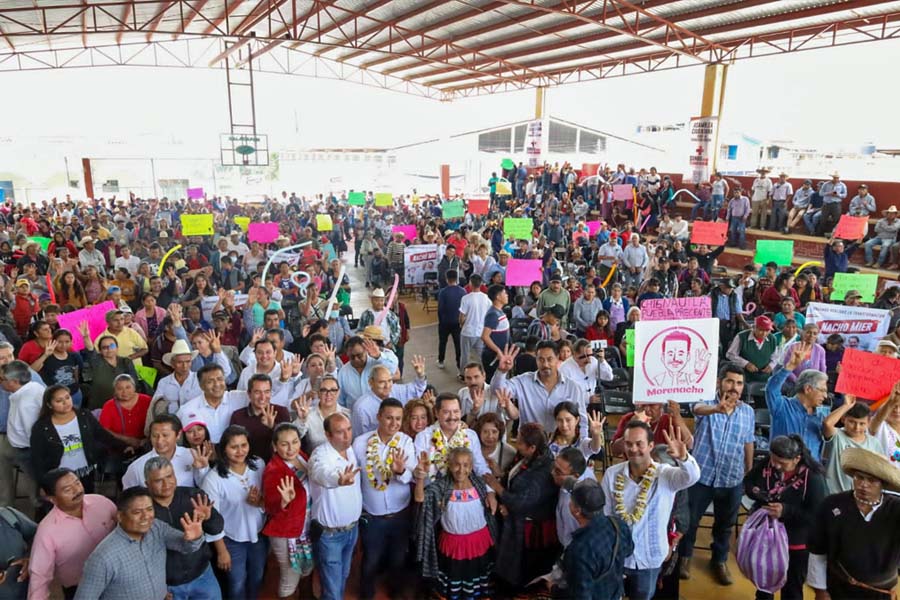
[293,374,350,451]
[548,401,604,459]
[201,425,266,599]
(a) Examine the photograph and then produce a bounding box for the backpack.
[736,508,789,593]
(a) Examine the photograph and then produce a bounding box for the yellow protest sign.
[180,214,214,236]
[234,217,250,232]
[375,193,393,207]
[496,179,512,196]
[316,214,333,232]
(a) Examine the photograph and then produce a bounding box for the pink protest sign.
[836,348,900,400]
[391,225,417,240]
[586,221,602,235]
[187,187,204,200]
[248,222,280,244]
[505,259,542,286]
[468,199,490,215]
[57,301,116,351]
[690,221,728,246]
[642,297,712,321]
[832,215,868,241]
[612,184,634,201]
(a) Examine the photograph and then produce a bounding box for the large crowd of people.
[0,160,898,600]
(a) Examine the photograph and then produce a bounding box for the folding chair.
[601,367,631,392]
[746,380,768,408]
[601,389,634,416]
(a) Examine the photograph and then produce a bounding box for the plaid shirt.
[691,398,755,488]
[562,514,634,600]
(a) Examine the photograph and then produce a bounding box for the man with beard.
[808,447,900,599]
[73,486,206,600]
[28,469,117,599]
[677,363,755,585]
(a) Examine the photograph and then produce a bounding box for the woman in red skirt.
[415,447,499,599]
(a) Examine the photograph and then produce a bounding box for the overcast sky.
[1,37,898,155]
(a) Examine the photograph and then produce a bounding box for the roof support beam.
[173,0,209,40]
[202,0,247,35]
[115,0,132,44]
[289,0,389,52]
[145,1,178,41]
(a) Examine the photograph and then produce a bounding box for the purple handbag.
[736,508,789,593]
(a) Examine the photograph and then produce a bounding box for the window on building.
[478,128,512,153]
[548,121,577,153]
[514,124,527,152]
[579,131,606,154]
[727,145,738,160]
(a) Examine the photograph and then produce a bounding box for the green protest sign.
[831,272,878,303]
[754,240,794,266]
[625,329,635,367]
[28,237,51,252]
[503,217,533,240]
[348,192,366,206]
[442,201,464,219]
[135,365,158,387]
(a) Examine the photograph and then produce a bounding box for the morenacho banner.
[805,302,890,352]
[634,318,719,403]
[403,244,439,285]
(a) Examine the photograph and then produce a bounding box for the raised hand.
[497,343,520,373]
[277,476,296,505]
[251,327,265,345]
[470,384,485,414]
[279,357,293,381]
[588,410,606,439]
[411,355,426,378]
[632,406,652,424]
[292,394,311,421]
[414,451,431,480]
[421,389,435,410]
[190,494,214,522]
[786,342,812,371]
[43,339,58,356]
[190,442,213,469]
[260,404,278,429]
[362,338,380,358]
[391,448,408,475]
[662,423,688,460]
[78,320,91,338]
[208,330,222,353]
[291,354,304,377]
[179,511,204,541]
[337,465,360,486]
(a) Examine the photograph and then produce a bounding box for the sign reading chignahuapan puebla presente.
[633,318,719,403]
[642,297,711,321]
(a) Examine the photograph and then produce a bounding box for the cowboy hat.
[884,205,899,214]
[80,236,94,244]
[756,167,771,173]
[370,288,385,298]
[162,339,199,367]
[829,170,841,178]
[362,325,385,341]
[841,447,900,492]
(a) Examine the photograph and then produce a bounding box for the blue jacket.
[437,285,466,326]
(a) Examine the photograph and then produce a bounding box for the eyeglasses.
[319,388,339,394]
[577,354,592,361]
[100,344,117,351]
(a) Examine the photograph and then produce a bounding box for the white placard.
[633,318,719,403]
[805,302,891,352]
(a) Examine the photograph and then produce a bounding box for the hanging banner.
[689,115,718,185]
[526,120,542,169]
[403,243,439,286]
[642,297,711,321]
[634,318,719,403]
[805,302,891,352]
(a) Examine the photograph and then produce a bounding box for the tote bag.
[736,508,789,593]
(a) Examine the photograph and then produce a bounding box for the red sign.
[690,221,728,246]
[468,199,489,215]
[832,215,868,241]
[836,347,900,400]
[582,163,600,177]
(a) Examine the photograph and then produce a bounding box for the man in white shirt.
[769,172,794,233]
[2,360,45,506]
[122,414,206,489]
[77,236,107,277]
[458,276,492,368]
[236,339,301,407]
[351,358,427,436]
[749,167,773,229]
[351,398,415,600]
[459,362,518,426]
[177,364,248,442]
[414,393,493,483]
[309,413,363,600]
[153,340,203,414]
[113,246,141,275]
[601,421,699,600]
[337,336,392,409]
[225,231,250,257]
[559,339,614,399]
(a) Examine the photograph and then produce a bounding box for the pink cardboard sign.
[612,184,634,201]
[586,220,602,236]
[690,221,728,246]
[57,301,117,351]
[642,297,712,321]
[248,222,280,244]
[505,259,542,287]
[836,347,900,400]
[832,215,868,241]
[391,225,417,240]
[468,199,490,215]
[187,187,204,200]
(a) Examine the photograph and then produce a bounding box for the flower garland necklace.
[430,425,470,474]
[614,463,658,525]
[365,433,400,491]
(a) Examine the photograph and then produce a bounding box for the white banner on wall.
[689,116,718,184]
[805,302,891,352]
[526,120,543,169]
[404,244,439,285]
[634,318,719,403]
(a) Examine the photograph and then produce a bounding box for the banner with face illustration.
[634,318,719,403]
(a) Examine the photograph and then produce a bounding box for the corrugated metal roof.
[0,0,897,98]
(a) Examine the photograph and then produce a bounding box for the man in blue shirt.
[436,270,466,372]
[817,171,847,236]
[679,363,755,585]
[765,342,829,459]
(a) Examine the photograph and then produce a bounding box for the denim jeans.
[768,202,787,231]
[679,482,743,563]
[729,217,747,249]
[624,566,662,600]
[313,523,359,600]
[360,511,411,599]
[223,536,268,600]
[169,564,222,600]
[690,201,708,221]
[865,237,892,265]
[710,194,725,218]
[803,210,821,235]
